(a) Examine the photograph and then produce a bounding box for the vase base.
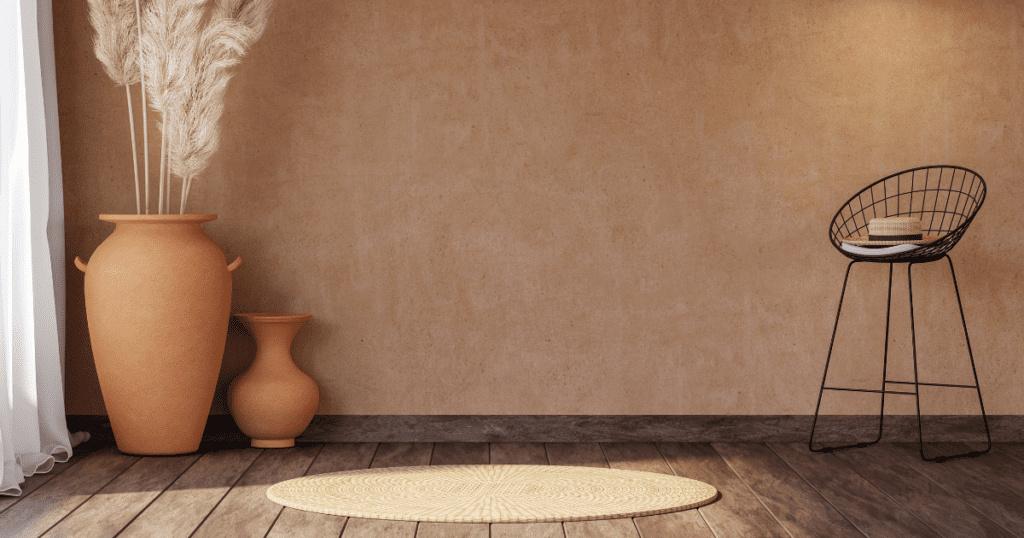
[252,438,295,448]
[116,445,199,456]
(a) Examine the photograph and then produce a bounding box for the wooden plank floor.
[4,439,1024,538]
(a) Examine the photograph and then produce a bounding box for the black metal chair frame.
[808,165,991,462]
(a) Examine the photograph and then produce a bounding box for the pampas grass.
[87,0,143,214]
[88,0,139,85]
[168,0,274,213]
[90,0,274,214]
[141,0,205,215]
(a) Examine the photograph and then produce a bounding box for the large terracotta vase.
[229,313,319,448]
[75,214,242,455]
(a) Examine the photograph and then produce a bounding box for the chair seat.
[840,243,920,257]
[830,165,984,263]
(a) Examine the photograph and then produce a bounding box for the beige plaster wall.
[56,0,1024,416]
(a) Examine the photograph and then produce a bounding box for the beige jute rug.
[267,464,719,523]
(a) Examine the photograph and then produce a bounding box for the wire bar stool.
[808,165,991,462]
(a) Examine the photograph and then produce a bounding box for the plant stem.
[157,112,166,214]
[179,176,187,214]
[125,84,141,215]
[135,0,149,214]
[182,176,194,214]
[163,160,168,214]
[164,113,172,214]
[164,148,171,214]
[164,118,171,214]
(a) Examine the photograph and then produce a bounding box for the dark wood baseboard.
[66,414,1023,444]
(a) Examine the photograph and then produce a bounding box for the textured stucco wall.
[56,0,1024,416]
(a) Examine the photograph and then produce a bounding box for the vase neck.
[112,221,209,241]
[246,321,306,358]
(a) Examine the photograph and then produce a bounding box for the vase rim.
[235,312,313,324]
[99,214,217,224]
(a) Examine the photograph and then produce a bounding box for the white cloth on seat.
[841,242,920,257]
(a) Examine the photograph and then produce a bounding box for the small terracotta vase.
[228,313,319,448]
[76,214,242,455]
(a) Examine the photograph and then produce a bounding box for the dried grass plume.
[169,0,275,211]
[90,0,275,214]
[88,0,145,213]
[141,0,206,113]
[140,0,205,213]
[87,0,140,86]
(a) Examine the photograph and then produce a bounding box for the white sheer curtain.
[1,0,87,497]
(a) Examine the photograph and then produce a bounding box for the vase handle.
[227,256,243,272]
[74,256,88,273]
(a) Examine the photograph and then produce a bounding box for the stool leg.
[908,257,992,462]
[944,255,993,457]
[908,262,926,459]
[810,260,857,453]
[873,263,895,444]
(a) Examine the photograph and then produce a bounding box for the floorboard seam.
[334,516,349,538]
[598,442,643,537]
[550,442,569,538]
[187,448,264,538]
[630,516,644,538]
[111,454,203,538]
[362,442,382,471]
[696,506,722,538]
[710,443,798,538]
[39,453,141,538]
[994,444,1024,465]
[765,443,870,538]
[0,449,88,516]
[595,443,612,468]
[653,443,676,477]
[654,443,721,538]
[878,444,1022,538]
[261,513,281,538]
[953,444,1024,499]
[334,443,372,538]
[830,446,955,538]
[263,444,325,538]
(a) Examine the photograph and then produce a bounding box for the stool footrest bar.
[884,380,978,389]
[823,387,916,395]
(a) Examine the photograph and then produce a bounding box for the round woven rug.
[267,464,718,523]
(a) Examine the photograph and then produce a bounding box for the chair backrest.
[829,165,986,262]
